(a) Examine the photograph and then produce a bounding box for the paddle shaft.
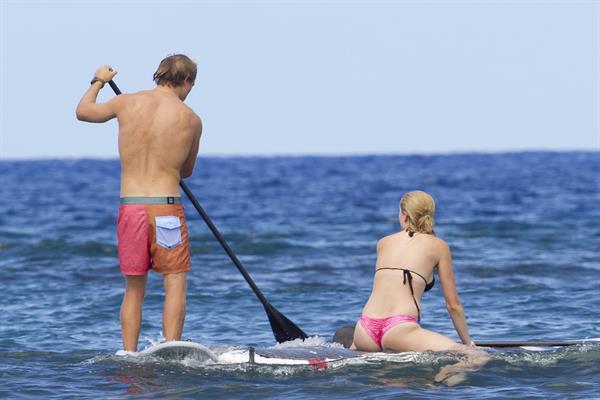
[178,180,270,307]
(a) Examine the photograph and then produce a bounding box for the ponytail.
[400,191,436,235]
[416,214,434,234]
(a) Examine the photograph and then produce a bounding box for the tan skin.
[352,210,487,385]
[76,66,202,351]
[352,211,474,352]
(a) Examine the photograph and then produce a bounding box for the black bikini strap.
[376,267,401,272]
[376,267,427,321]
[407,269,429,286]
[403,270,421,322]
[378,267,429,286]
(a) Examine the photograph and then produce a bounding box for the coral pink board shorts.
[117,197,191,276]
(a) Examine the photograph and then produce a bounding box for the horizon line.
[0,148,598,161]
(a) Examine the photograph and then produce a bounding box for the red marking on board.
[308,358,328,369]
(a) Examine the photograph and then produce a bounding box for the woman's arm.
[437,240,474,346]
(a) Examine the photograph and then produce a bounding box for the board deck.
[129,342,389,366]
[235,339,600,367]
[136,341,218,362]
[120,336,600,368]
[250,346,362,366]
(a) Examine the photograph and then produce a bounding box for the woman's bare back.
[362,231,440,318]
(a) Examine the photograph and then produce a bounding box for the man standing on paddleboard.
[76,54,202,353]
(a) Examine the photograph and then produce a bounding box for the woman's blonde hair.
[153,54,197,87]
[400,191,435,234]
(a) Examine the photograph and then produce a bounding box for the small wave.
[273,336,337,349]
[78,339,600,386]
[489,342,600,367]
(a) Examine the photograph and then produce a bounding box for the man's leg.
[120,275,147,351]
[163,271,187,341]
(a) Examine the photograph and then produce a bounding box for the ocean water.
[0,152,599,399]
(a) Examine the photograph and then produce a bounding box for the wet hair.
[400,191,435,234]
[153,54,197,87]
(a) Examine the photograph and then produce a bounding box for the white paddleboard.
[227,340,600,366]
[218,346,421,367]
[117,338,600,367]
[116,342,415,366]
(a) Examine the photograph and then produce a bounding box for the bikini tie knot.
[403,269,411,285]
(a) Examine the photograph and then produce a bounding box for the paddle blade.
[265,303,308,343]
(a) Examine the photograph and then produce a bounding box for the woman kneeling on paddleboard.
[352,190,477,353]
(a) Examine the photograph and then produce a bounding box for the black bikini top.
[374,229,435,321]
[375,267,435,322]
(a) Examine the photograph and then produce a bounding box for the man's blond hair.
[153,54,197,87]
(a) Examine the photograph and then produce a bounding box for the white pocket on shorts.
[155,216,182,249]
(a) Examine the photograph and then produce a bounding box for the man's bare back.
[115,87,201,196]
[76,55,202,352]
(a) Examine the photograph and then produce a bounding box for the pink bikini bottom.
[359,314,418,349]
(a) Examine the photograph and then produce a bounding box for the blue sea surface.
[1,152,599,399]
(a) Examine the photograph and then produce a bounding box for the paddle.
[178,181,308,343]
[332,325,598,348]
[108,80,308,343]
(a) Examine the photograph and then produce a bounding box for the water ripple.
[0,153,599,398]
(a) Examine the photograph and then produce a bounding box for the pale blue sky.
[1,0,598,158]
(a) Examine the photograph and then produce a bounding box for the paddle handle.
[179,181,271,307]
[108,80,121,95]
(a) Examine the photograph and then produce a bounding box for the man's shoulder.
[180,104,201,126]
[116,90,150,104]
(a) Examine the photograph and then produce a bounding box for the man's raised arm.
[76,65,119,123]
